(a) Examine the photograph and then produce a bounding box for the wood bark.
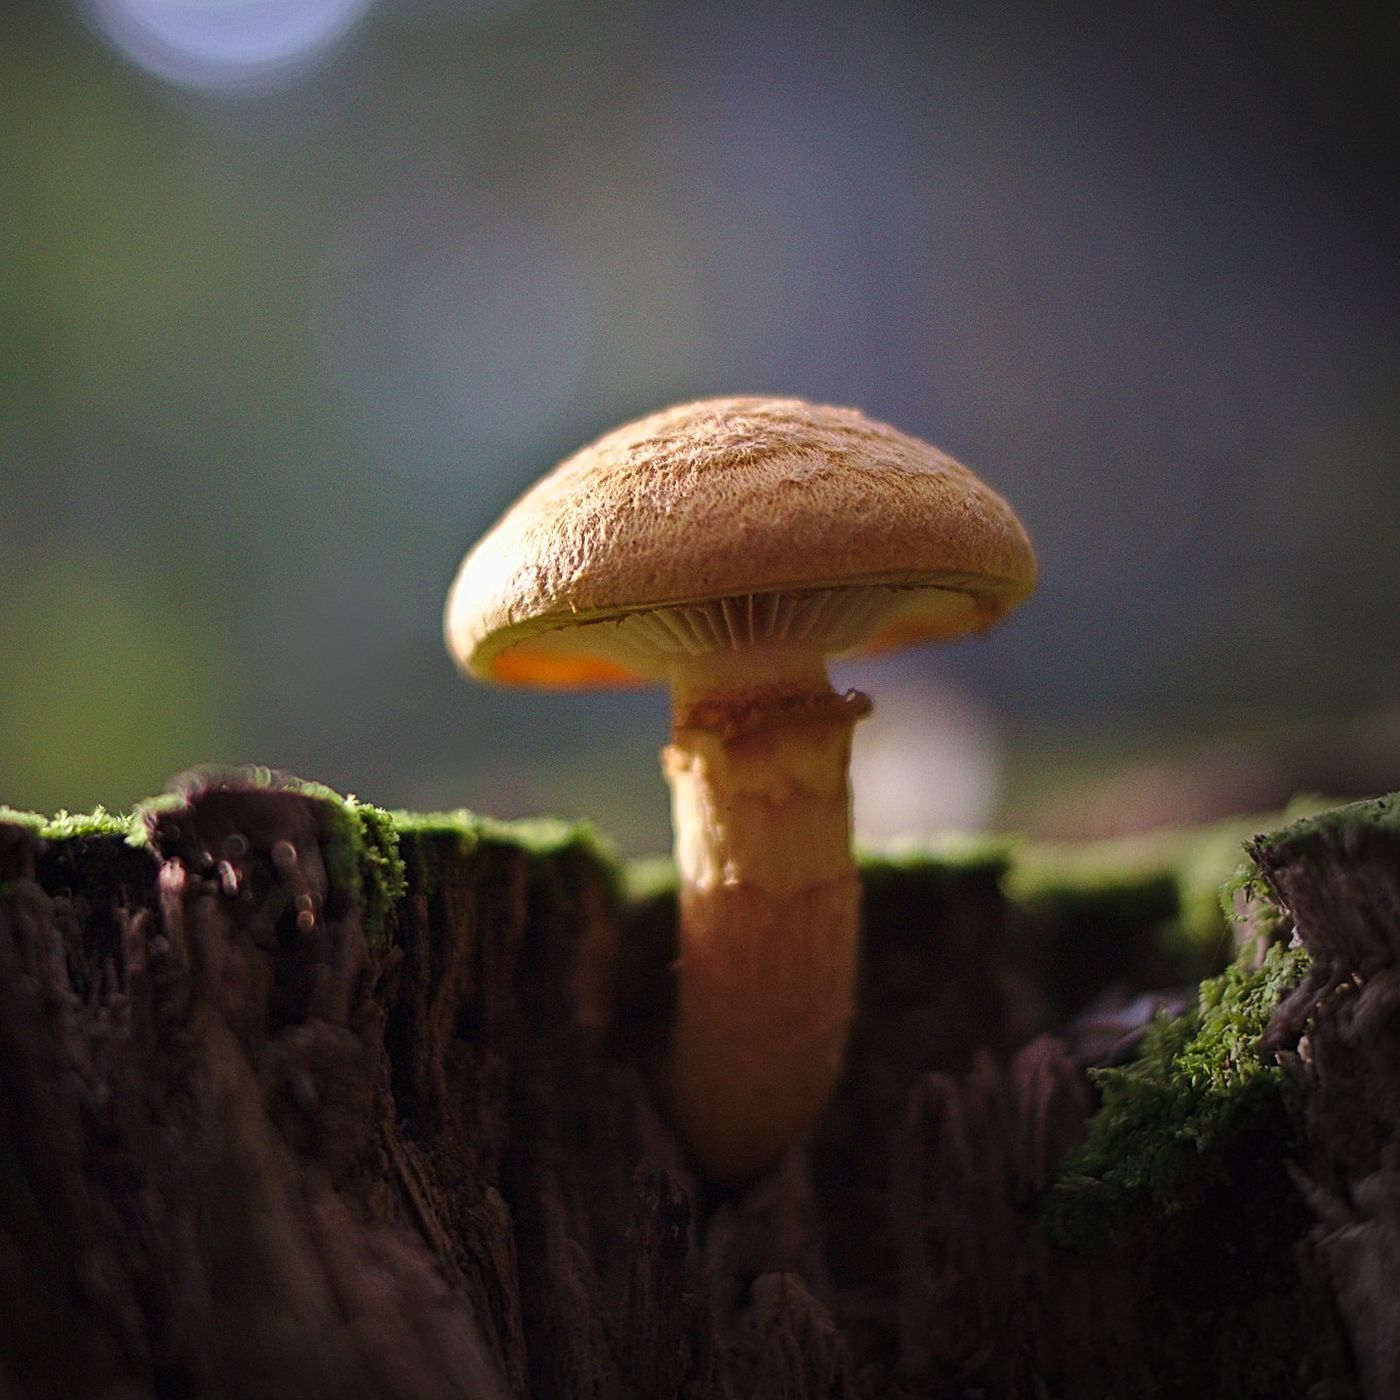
[0,777,1388,1397]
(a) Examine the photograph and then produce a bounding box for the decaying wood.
[0,777,1390,1397]
[1256,817,1400,1400]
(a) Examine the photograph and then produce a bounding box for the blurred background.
[2,0,1398,853]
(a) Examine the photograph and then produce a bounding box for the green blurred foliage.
[0,559,232,811]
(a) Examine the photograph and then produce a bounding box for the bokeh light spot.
[838,658,1004,843]
[83,0,375,94]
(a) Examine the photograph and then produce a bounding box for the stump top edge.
[1249,791,1400,870]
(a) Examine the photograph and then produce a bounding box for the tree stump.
[2,773,1392,1397]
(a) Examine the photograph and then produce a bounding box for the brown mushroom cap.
[445,396,1036,687]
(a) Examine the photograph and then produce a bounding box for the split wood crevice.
[2,777,1394,1398]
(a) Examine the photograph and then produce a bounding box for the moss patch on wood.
[1044,937,1309,1251]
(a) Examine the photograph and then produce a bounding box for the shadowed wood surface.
[1,776,1388,1397]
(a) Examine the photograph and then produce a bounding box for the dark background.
[3,0,1398,851]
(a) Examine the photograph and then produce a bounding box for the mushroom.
[444,396,1035,1182]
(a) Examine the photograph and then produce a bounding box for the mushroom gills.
[518,582,981,677]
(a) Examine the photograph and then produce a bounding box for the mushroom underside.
[492,580,1001,685]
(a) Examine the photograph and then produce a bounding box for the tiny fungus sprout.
[444,397,1035,1182]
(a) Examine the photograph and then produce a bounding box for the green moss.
[857,831,1013,891]
[252,781,407,948]
[393,807,611,858]
[620,853,676,906]
[344,801,407,946]
[0,807,47,836]
[135,769,409,948]
[1217,858,1274,927]
[1006,830,1185,904]
[1249,790,1400,862]
[1036,800,1365,1395]
[39,806,140,843]
[1007,834,1184,933]
[391,807,620,907]
[620,835,1011,908]
[1003,800,1335,996]
[268,776,406,944]
[1175,797,1333,944]
[130,785,206,845]
[1045,936,1308,1253]
[858,830,1015,870]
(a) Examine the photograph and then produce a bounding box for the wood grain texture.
[1,778,1384,1397]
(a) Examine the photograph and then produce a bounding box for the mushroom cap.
[445,396,1036,687]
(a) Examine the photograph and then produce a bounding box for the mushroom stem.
[662,669,871,1182]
